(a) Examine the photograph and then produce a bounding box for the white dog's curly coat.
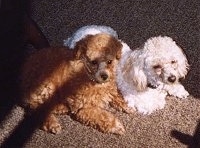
[63,25,118,49]
[64,25,189,115]
[117,36,189,114]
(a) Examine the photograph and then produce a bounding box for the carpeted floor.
[0,0,200,147]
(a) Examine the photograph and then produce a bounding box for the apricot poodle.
[20,33,133,135]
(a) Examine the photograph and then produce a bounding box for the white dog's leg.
[164,83,189,99]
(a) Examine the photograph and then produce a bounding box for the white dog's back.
[63,25,118,49]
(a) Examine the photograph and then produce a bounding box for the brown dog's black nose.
[168,75,176,83]
[101,73,108,81]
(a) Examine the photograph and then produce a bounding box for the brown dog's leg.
[75,106,125,135]
[42,114,61,134]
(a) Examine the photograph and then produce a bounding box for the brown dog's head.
[74,33,122,83]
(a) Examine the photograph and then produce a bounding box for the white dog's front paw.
[167,85,189,99]
[175,89,189,99]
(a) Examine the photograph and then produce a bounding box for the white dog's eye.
[153,65,162,75]
[153,65,162,69]
[171,60,177,64]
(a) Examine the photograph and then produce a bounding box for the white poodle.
[117,36,190,114]
[63,25,190,115]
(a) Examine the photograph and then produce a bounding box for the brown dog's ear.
[73,35,94,59]
[73,39,87,59]
[74,43,84,59]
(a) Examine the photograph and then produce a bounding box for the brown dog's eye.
[91,60,98,65]
[153,65,162,69]
[107,60,112,64]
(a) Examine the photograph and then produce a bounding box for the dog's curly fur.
[117,36,190,114]
[63,25,118,49]
[20,33,133,135]
[63,25,189,115]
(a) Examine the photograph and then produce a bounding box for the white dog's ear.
[177,46,190,78]
[121,55,148,91]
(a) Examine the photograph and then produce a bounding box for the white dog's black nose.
[101,73,108,81]
[168,75,176,83]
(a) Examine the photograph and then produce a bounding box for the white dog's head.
[121,36,189,91]
[144,36,189,85]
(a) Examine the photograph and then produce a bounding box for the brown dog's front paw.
[110,119,125,135]
[42,122,61,134]
[42,115,62,134]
